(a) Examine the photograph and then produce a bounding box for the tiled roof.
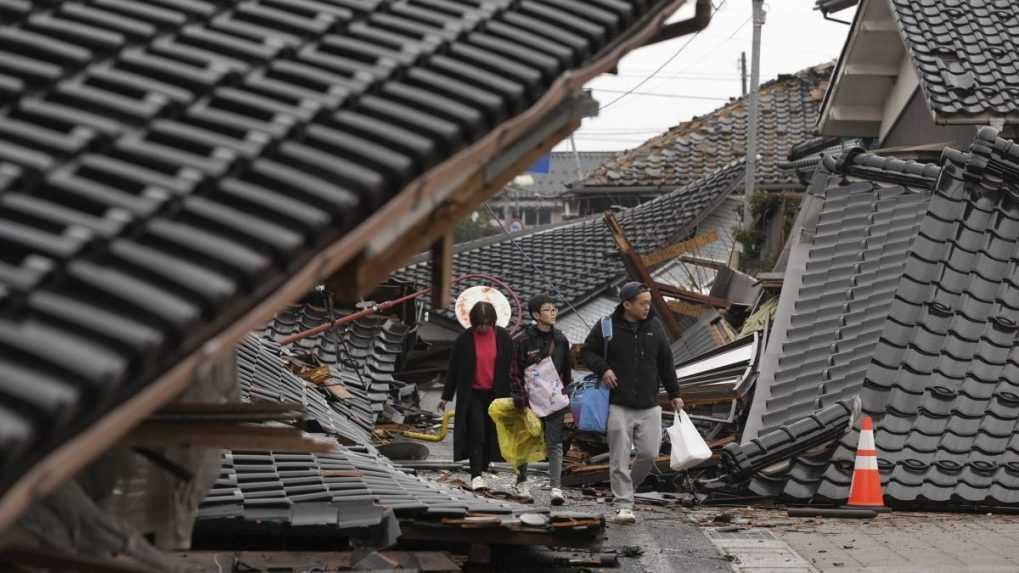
[576,63,833,190]
[0,0,679,518]
[890,0,1019,123]
[394,160,746,325]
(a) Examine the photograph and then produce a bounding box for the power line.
[480,201,593,331]
[579,129,673,134]
[612,71,741,78]
[598,0,729,112]
[590,88,729,101]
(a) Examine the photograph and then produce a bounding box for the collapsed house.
[722,127,1019,509]
[0,0,721,567]
[700,0,1019,512]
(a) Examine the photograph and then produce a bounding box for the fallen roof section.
[196,448,604,550]
[736,127,1019,509]
[741,147,938,499]
[238,334,375,447]
[264,302,412,422]
[814,127,1019,507]
[671,308,738,367]
[0,0,699,532]
[744,151,936,443]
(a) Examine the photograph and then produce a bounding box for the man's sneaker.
[609,508,636,524]
[550,488,566,506]
[471,476,488,491]
[511,482,532,501]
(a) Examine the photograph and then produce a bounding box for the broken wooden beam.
[123,422,340,453]
[172,551,462,572]
[563,455,673,487]
[655,282,731,309]
[642,229,720,267]
[150,401,305,424]
[603,211,684,339]
[668,300,707,317]
[431,233,454,310]
[0,547,154,573]
[399,521,603,550]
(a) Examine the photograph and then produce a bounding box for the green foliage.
[734,191,780,261]
[454,209,501,243]
[783,199,801,240]
[735,191,799,273]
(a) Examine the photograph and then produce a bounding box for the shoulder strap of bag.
[600,316,613,359]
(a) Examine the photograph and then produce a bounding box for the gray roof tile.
[890,0,1019,122]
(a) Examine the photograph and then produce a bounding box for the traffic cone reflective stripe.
[845,415,886,509]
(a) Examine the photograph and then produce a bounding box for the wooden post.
[602,212,683,340]
[430,233,453,310]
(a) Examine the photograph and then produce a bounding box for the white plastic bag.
[668,410,712,471]
[524,356,569,417]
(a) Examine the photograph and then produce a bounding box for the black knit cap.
[619,281,649,301]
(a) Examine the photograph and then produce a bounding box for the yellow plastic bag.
[488,398,546,468]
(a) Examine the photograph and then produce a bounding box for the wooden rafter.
[603,212,684,339]
[641,229,720,268]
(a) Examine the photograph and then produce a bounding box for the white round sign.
[454,285,512,329]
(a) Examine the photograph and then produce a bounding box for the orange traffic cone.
[844,415,888,511]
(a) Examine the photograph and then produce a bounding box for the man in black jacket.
[510,294,571,505]
[582,282,683,524]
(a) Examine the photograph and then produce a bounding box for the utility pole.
[744,0,766,232]
[740,51,748,96]
[569,133,583,181]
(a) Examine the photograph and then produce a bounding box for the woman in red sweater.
[438,302,514,491]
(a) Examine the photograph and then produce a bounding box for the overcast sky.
[558,1,858,152]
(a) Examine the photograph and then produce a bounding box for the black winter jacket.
[510,325,572,410]
[442,326,513,462]
[581,305,681,409]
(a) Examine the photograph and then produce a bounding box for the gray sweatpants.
[517,407,566,487]
[607,404,662,508]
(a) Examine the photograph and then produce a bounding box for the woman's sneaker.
[511,482,532,501]
[550,488,566,506]
[471,476,488,491]
[609,508,636,524]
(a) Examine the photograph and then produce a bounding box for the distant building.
[485,151,614,228]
